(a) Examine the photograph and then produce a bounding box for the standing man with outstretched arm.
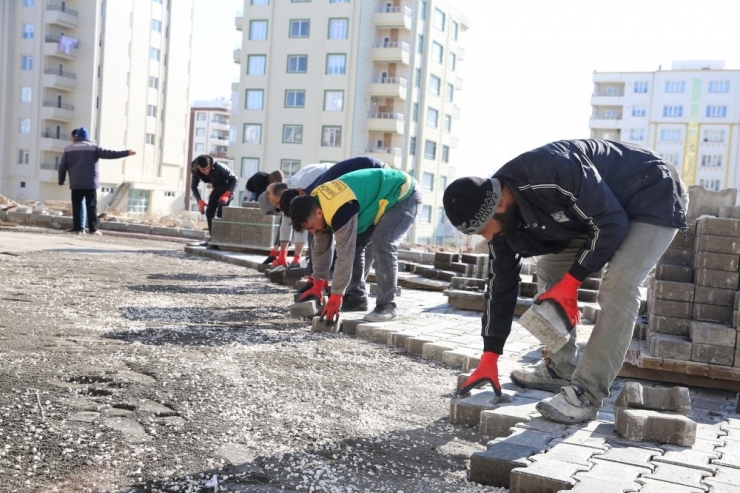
[190,155,238,243]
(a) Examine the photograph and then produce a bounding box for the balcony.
[233,48,241,64]
[366,146,403,168]
[42,101,74,122]
[40,135,68,152]
[452,105,461,119]
[46,4,78,28]
[589,114,623,129]
[454,76,464,90]
[371,41,410,65]
[369,77,408,100]
[591,91,625,106]
[374,6,413,30]
[367,112,405,133]
[43,68,76,91]
[44,35,77,60]
[457,46,465,61]
[210,150,231,159]
[211,119,230,130]
[235,13,244,31]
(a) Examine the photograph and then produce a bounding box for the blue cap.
[76,127,89,140]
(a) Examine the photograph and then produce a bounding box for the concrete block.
[519,301,572,353]
[267,267,285,284]
[509,458,589,493]
[178,228,208,240]
[694,268,739,290]
[691,343,735,366]
[29,213,53,227]
[447,290,484,311]
[449,277,486,290]
[421,342,458,362]
[651,281,695,302]
[590,442,661,469]
[649,333,692,360]
[736,349,740,368]
[694,251,740,272]
[695,234,740,255]
[478,398,540,438]
[690,321,737,347]
[692,303,733,323]
[355,323,396,345]
[736,292,740,310]
[614,382,691,415]
[719,205,740,219]
[639,462,713,491]
[283,266,308,282]
[519,282,538,298]
[650,299,693,319]
[339,318,362,336]
[649,314,691,336]
[615,408,696,446]
[670,233,696,250]
[150,226,180,237]
[654,263,693,283]
[687,185,737,218]
[698,217,740,237]
[99,220,127,231]
[693,286,735,306]
[736,310,740,328]
[311,315,342,333]
[569,477,641,493]
[126,223,153,234]
[577,288,598,303]
[51,216,74,230]
[289,300,319,318]
[404,336,441,356]
[660,247,693,265]
[441,347,480,368]
[6,211,31,224]
[449,389,502,427]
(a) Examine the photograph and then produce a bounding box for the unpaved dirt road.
[0,230,500,493]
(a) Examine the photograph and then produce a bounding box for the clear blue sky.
[192,0,740,177]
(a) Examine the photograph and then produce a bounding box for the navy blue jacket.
[191,161,238,202]
[58,140,130,189]
[483,140,688,353]
[306,156,385,193]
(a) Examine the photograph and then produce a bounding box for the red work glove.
[295,276,314,294]
[218,191,231,205]
[537,272,583,329]
[271,250,288,268]
[198,200,206,215]
[298,279,327,304]
[262,248,278,265]
[320,294,342,325]
[459,352,501,397]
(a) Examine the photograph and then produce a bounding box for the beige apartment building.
[231,0,468,245]
[0,0,194,216]
[590,60,740,193]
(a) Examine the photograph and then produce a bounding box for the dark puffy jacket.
[305,156,386,193]
[483,139,688,352]
[191,161,238,202]
[58,140,130,189]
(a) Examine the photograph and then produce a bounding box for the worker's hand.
[128,150,137,156]
[198,200,206,215]
[270,250,288,268]
[218,191,231,205]
[320,294,342,325]
[262,248,278,265]
[458,352,502,397]
[298,279,327,304]
[537,272,583,329]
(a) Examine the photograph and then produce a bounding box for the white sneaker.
[363,303,397,322]
[536,384,598,424]
[90,231,102,236]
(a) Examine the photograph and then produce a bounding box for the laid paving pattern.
[186,246,740,491]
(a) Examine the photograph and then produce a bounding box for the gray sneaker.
[510,359,569,393]
[363,303,397,322]
[536,383,598,424]
[342,296,368,312]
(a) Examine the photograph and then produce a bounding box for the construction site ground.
[1,228,738,493]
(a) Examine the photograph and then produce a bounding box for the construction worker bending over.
[190,155,238,242]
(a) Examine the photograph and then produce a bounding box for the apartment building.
[231,0,468,244]
[0,0,194,216]
[590,60,740,192]
[186,99,234,211]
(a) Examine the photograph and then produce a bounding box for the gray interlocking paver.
[574,457,651,484]
[440,347,480,368]
[566,476,641,492]
[653,444,719,472]
[509,457,590,493]
[449,389,503,427]
[533,442,599,467]
[641,461,712,490]
[702,480,740,493]
[591,442,661,470]
[616,408,697,446]
[514,415,569,436]
[632,477,705,493]
[478,397,540,438]
[421,341,458,362]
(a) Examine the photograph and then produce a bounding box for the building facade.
[590,60,740,192]
[231,0,468,244]
[0,0,194,216]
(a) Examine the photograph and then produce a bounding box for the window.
[428,74,441,95]
[433,8,445,30]
[412,103,419,122]
[326,54,346,74]
[285,90,305,108]
[660,153,679,166]
[634,81,649,93]
[283,125,303,143]
[150,48,160,61]
[431,42,443,63]
[708,80,730,93]
[20,182,26,189]
[321,126,342,147]
[164,191,175,197]
[417,35,424,54]
[290,20,310,38]
[19,118,30,134]
[409,137,416,156]
[451,21,458,40]
[330,0,349,2]
[20,87,32,103]
[281,160,301,177]
[195,128,205,136]
[250,20,268,40]
[147,105,157,117]
[420,0,427,19]
[196,112,206,121]
[101,187,115,194]
[426,108,438,128]
[287,55,308,73]
[444,114,452,133]
[149,76,159,89]
[415,68,421,87]
[195,143,204,151]
[663,105,683,117]
[241,158,259,177]
[446,83,454,102]
[328,19,348,39]
[706,105,727,118]
[248,55,266,75]
[252,0,269,4]
[420,205,432,224]
[448,52,456,71]
[660,129,681,142]
[151,19,162,32]
[243,124,262,144]
[21,56,32,70]
[701,155,722,167]
[631,105,646,117]
[424,140,436,159]
[699,179,721,192]
[703,130,725,143]
[24,0,34,6]
[246,89,264,110]
[146,133,155,145]
[23,24,34,39]
[629,128,645,140]
[18,150,30,165]
[422,172,434,191]
[665,81,685,93]
[442,145,450,163]
[440,175,447,190]
[438,207,446,224]
[324,90,344,111]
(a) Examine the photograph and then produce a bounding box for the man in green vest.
[287,168,422,323]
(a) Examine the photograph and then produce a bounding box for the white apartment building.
[0,0,194,216]
[186,99,234,211]
[590,60,740,192]
[231,0,468,245]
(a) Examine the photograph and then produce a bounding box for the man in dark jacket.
[58,127,136,235]
[191,155,238,239]
[443,139,688,424]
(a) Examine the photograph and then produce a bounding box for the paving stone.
[691,343,735,366]
[697,217,740,237]
[479,398,541,438]
[99,220,127,231]
[655,263,693,283]
[615,408,696,446]
[449,277,486,290]
[719,205,740,219]
[707,464,740,487]
[289,300,320,318]
[573,457,651,485]
[614,381,691,414]
[550,429,609,451]
[440,347,480,368]
[513,416,569,436]
[509,457,589,493]
[670,232,696,250]
[652,280,695,301]
[339,318,363,335]
[650,298,693,318]
[693,302,735,323]
[567,476,641,493]
[694,251,740,272]
[534,442,598,467]
[702,479,740,493]
[449,389,505,427]
[693,286,736,307]
[660,248,694,266]
[694,234,740,255]
[649,333,693,360]
[591,442,660,469]
[356,323,397,345]
[421,341,458,362]
[126,223,153,234]
[652,444,719,473]
[639,461,712,491]
[690,321,737,346]
[632,477,706,493]
[311,315,342,334]
[649,314,691,336]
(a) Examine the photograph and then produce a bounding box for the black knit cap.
[443,177,502,235]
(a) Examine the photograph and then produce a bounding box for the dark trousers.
[71,189,98,232]
[206,188,232,234]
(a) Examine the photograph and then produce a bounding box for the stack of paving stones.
[209,203,280,250]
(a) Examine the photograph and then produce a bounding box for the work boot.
[536,382,598,424]
[510,358,569,393]
[341,296,368,312]
[364,302,397,322]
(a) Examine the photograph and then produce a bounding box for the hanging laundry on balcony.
[58,34,79,54]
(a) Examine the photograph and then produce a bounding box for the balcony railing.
[375,5,413,15]
[372,41,410,51]
[40,163,60,170]
[43,101,74,110]
[40,132,67,139]
[46,4,78,16]
[592,92,624,97]
[371,77,408,86]
[367,146,402,155]
[368,112,405,121]
[590,115,622,120]
[210,151,229,158]
[44,68,76,79]
[211,118,229,124]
